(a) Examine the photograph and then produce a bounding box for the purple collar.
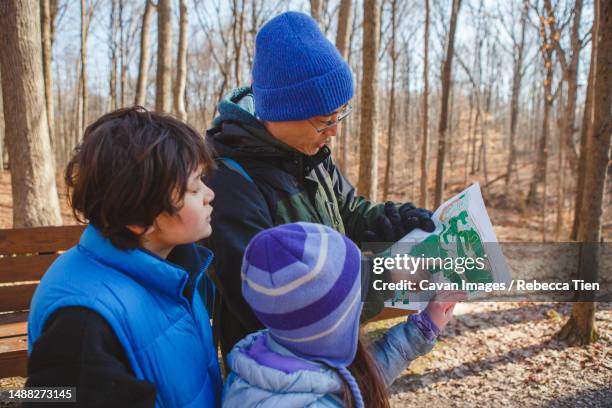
[242,334,321,374]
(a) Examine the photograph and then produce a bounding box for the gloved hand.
[363,201,435,243]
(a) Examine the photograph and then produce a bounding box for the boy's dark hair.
[65,106,215,250]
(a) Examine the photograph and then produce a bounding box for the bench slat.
[0,284,37,314]
[0,253,59,284]
[0,311,28,325]
[0,336,28,378]
[0,321,27,339]
[0,225,84,255]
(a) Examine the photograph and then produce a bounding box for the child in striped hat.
[222,222,455,408]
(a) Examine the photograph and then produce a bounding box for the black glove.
[363,201,435,243]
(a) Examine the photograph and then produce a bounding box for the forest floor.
[1,151,611,407]
[365,302,612,408]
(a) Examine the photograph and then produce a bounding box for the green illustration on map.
[391,190,495,305]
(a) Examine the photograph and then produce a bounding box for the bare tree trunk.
[433,0,462,208]
[0,0,62,227]
[155,0,172,112]
[545,0,583,173]
[135,0,155,106]
[555,128,565,239]
[480,112,489,187]
[505,0,528,190]
[464,91,473,184]
[118,0,127,108]
[80,0,88,130]
[527,79,552,205]
[74,63,82,155]
[334,0,352,164]
[527,13,556,206]
[419,0,430,208]
[404,50,413,200]
[383,0,398,200]
[41,0,55,150]
[174,0,188,120]
[530,75,541,153]
[231,0,245,87]
[310,0,323,24]
[571,3,595,240]
[471,107,480,174]
[448,84,455,171]
[357,0,380,200]
[109,0,118,110]
[558,0,611,345]
[54,64,64,167]
[335,0,352,58]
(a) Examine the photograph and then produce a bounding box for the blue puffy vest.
[28,225,222,407]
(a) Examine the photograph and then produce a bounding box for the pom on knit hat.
[252,11,354,121]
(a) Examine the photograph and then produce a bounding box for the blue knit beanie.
[242,222,365,408]
[252,11,354,121]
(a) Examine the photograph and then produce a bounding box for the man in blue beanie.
[205,11,435,363]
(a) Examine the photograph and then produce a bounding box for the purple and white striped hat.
[241,222,363,367]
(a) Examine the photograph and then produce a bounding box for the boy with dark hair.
[26,107,222,408]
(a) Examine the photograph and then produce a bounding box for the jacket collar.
[228,331,343,395]
[209,87,332,179]
[78,225,213,300]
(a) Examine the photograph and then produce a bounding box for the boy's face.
[144,167,215,256]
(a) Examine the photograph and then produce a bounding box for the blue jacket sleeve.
[367,318,436,388]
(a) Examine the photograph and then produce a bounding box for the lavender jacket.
[222,316,436,407]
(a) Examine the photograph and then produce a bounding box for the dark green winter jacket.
[205,87,391,359]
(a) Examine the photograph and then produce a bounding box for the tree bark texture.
[135,0,155,106]
[174,0,188,120]
[40,0,55,148]
[559,0,611,345]
[109,0,118,110]
[571,1,594,240]
[80,0,88,130]
[335,0,352,58]
[383,0,398,200]
[419,0,430,208]
[527,14,556,206]
[310,0,323,25]
[334,0,352,168]
[505,0,528,189]
[357,0,380,200]
[0,0,62,227]
[433,0,462,208]
[231,0,245,87]
[155,0,172,112]
[545,0,583,172]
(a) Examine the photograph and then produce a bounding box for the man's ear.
[126,224,156,236]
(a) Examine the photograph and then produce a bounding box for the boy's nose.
[203,185,215,204]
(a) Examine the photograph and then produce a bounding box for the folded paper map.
[384,183,511,309]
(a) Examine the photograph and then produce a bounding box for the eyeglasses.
[309,104,353,133]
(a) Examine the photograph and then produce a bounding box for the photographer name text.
[372,279,600,293]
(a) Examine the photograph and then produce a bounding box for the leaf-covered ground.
[364,301,612,408]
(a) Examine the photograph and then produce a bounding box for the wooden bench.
[0,225,84,378]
